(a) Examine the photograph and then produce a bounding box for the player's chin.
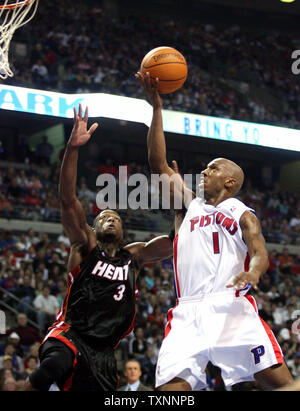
[203,190,210,200]
[98,231,117,242]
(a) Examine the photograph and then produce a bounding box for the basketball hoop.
[0,0,39,79]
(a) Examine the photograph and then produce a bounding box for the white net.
[0,0,39,79]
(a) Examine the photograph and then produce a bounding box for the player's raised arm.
[226,211,269,290]
[124,235,173,274]
[135,72,194,211]
[59,104,99,269]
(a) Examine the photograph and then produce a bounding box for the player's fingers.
[88,122,99,135]
[83,106,89,122]
[135,72,143,83]
[145,72,152,89]
[78,103,83,119]
[73,107,79,129]
[226,274,244,288]
[171,160,179,174]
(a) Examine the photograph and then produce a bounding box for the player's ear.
[224,177,236,189]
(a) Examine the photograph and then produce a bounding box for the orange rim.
[0,0,32,9]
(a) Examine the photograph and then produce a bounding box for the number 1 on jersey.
[212,232,220,254]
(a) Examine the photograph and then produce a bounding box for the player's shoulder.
[223,197,252,211]
[222,197,255,224]
[121,243,141,264]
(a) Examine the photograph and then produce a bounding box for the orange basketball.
[140,46,188,94]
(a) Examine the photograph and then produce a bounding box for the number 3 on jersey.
[113,284,126,301]
[212,232,220,254]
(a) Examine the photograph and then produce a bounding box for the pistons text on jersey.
[190,211,238,235]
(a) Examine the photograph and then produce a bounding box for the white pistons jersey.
[174,197,254,297]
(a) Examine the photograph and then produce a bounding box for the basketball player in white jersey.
[135,71,294,391]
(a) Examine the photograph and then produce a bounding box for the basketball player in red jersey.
[25,103,173,391]
[135,71,294,391]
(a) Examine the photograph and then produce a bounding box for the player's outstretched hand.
[226,271,260,291]
[171,160,180,174]
[135,71,162,110]
[68,103,99,147]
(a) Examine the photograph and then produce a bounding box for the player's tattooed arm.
[226,211,269,290]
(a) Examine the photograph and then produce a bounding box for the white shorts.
[155,291,283,390]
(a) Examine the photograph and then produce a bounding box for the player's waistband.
[178,289,243,303]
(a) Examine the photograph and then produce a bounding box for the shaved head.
[214,158,244,195]
[202,158,244,204]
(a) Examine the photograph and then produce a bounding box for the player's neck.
[205,192,232,207]
[99,241,120,258]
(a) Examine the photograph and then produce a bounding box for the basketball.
[140,46,188,94]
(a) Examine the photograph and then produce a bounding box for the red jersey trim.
[244,295,283,364]
[173,233,181,298]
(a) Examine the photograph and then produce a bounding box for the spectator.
[267,285,280,301]
[8,313,41,354]
[130,327,148,358]
[33,284,59,333]
[57,231,70,247]
[289,212,300,229]
[0,355,19,381]
[144,267,155,290]
[16,378,27,391]
[23,342,40,370]
[14,275,36,315]
[277,277,295,296]
[15,233,31,252]
[1,375,17,391]
[0,268,17,296]
[0,343,24,377]
[35,136,53,165]
[272,301,289,327]
[25,188,41,207]
[267,250,279,285]
[277,248,294,275]
[148,305,166,330]
[6,332,23,357]
[25,229,40,247]
[139,344,157,388]
[52,278,67,307]
[0,193,13,216]
[0,230,16,251]
[157,292,170,314]
[45,252,65,277]
[288,353,300,379]
[23,356,38,378]
[31,59,49,86]
[117,359,153,391]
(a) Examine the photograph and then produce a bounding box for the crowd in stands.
[1,147,300,246]
[2,0,299,131]
[0,0,299,390]
[0,224,299,391]
[0,155,299,390]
